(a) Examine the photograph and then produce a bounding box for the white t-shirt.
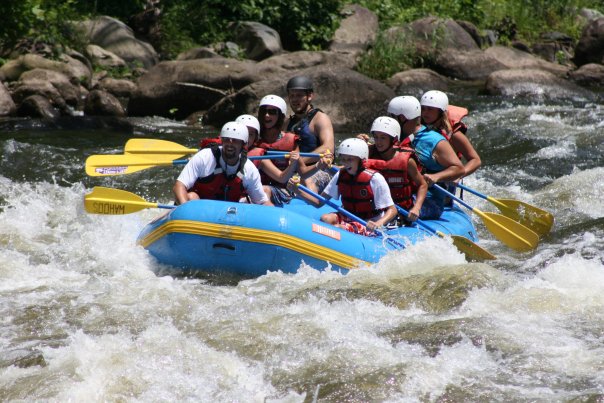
[323,169,394,214]
[177,148,268,204]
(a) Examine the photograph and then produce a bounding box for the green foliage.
[356,30,423,81]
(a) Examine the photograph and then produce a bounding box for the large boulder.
[574,17,604,66]
[76,16,159,68]
[128,57,269,119]
[0,82,16,116]
[329,4,378,56]
[485,68,596,101]
[205,65,395,131]
[84,89,126,116]
[85,44,127,68]
[231,21,283,61]
[256,50,357,72]
[17,95,60,119]
[19,69,82,108]
[386,68,449,97]
[0,54,91,86]
[568,63,604,87]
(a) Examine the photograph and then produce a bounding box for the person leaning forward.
[173,121,271,206]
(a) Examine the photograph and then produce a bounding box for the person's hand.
[317,150,333,171]
[288,151,300,164]
[407,206,420,221]
[287,174,301,193]
[366,220,379,232]
[356,133,370,143]
[424,174,436,186]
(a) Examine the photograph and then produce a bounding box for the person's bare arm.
[450,131,481,177]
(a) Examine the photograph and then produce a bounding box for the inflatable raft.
[136,198,479,277]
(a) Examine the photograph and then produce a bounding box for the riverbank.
[0,6,603,131]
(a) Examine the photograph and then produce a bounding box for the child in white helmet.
[305,138,398,235]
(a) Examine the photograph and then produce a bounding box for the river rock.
[75,16,159,68]
[329,4,378,56]
[231,21,283,61]
[485,68,596,101]
[85,44,127,68]
[97,77,137,98]
[19,69,82,108]
[386,68,449,97]
[0,54,91,86]
[0,82,16,116]
[568,63,604,87]
[573,17,604,66]
[11,80,69,113]
[84,89,126,116]
[17,95,60,119]
[128,57,274,119]
[256,50,357,72]
[205,65,395,131]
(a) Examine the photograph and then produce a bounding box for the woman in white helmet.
[420,90,481,177]
[362,116,428,222]
[173,121,271,206]
[310,138,397,235]
[388,95,465,219]
[254,94,307,206]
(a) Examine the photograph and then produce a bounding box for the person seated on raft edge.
[420,90,481,178]
[289,138,398,236]
[284,75,336,194]
[254,94,317,207]
[173,121,272,206]
[357,116,429,224]
[387,96,465,220]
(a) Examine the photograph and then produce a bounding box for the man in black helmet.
[285,75,335,192]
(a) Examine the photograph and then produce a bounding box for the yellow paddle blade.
[85,154,181,176]
[84,187,159,214]
[124,138,198,157]
[477,210,540,252]
[488,197,554,237]
[450,235,496,260]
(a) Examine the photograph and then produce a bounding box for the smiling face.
[421,105,441,125]
[221,137,244,164]
[260,106,280,130]
[287,89,312,114]
[372,131,394,153]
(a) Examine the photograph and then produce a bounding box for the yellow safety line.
[138,220,369,269]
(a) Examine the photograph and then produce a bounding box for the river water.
[1,97,603,401]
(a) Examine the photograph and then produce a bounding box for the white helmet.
[235,114,260,133]
[337,138,369,160]
[387,96,421,120]
[259,94,287,115]
[420,90,448,111]
[370,116,401,139]
[220,121,249,144]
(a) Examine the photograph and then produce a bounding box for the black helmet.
[286,76,313,92]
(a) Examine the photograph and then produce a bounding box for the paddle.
[396,206,496,261]
[295,183,404,249]
[266,151,324,158]
[85,153,294,177]
[456,183,554,237]
[84,187,175,215]
[433,184,539,252]
[124,138,198,159]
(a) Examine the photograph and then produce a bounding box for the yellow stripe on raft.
[137,220,370,270]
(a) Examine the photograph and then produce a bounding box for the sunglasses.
[261,108,279,116]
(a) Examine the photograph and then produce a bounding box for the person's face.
[260,106,280,129]
[372,131,393,153]
[221,137,244,161]
[287,89,312,114]
[340,154,361,175]
[247,127,258,147]
[421,105,441,125]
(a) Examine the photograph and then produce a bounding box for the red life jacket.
[448,105,469,136]
[364,148,419,209]
[199,137,222,149]
[337,168,378,219]
[255,132,299,187]
[246,146,265,168]
[189,145,246,202]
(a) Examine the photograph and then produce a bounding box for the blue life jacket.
[287,108,321,152]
